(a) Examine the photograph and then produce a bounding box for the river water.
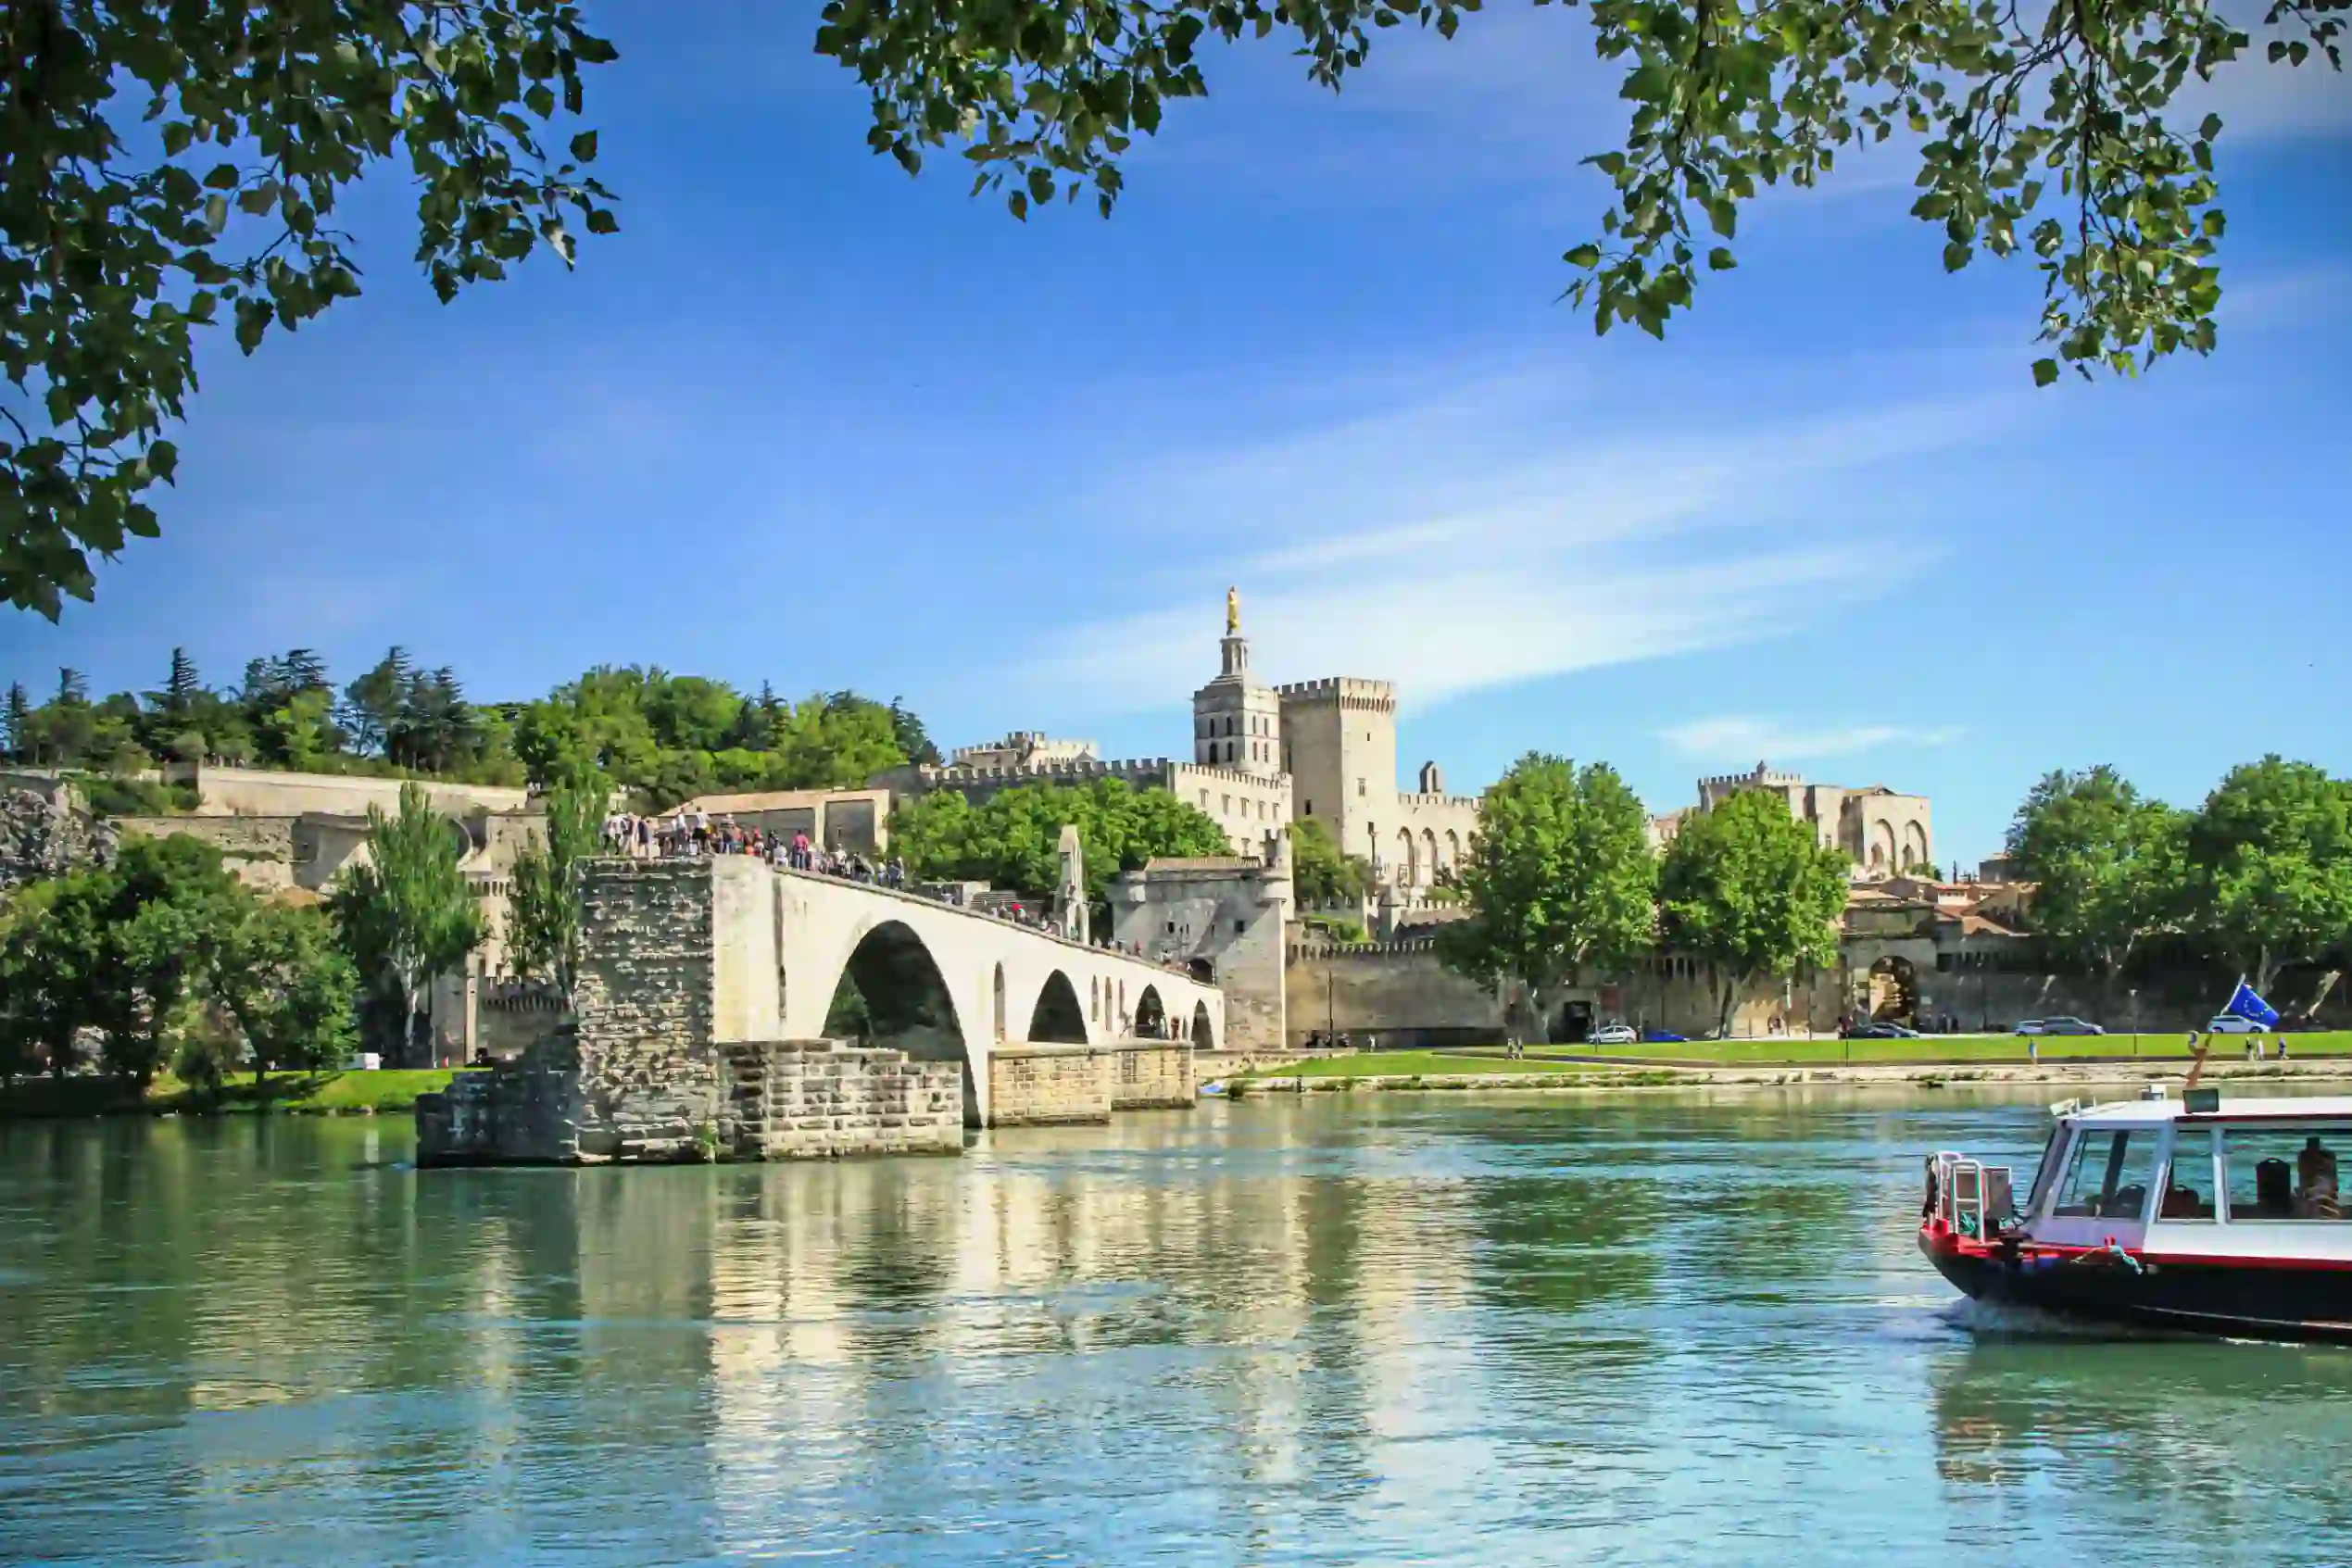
[4,1089,2349,1567]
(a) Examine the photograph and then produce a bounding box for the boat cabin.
[1967,1095,2352,1260]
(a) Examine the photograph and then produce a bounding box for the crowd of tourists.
[595,808,1184,972]
[602,809,907,887]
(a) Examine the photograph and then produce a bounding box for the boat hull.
[1920,1230,2352,1343]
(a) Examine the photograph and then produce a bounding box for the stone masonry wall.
[719,1041,962,1158]
[988,1045,1113,1125]
[569,859,722,1160]
[1110,1043,1195,1110]
[114,815,296,890]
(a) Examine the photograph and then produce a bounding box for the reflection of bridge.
[600,857,1223,1128]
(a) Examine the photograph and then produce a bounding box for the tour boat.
[1919,1088,2352,1341]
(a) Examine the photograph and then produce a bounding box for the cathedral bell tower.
[1192,586,1282,780]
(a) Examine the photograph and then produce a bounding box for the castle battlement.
[1394,791,1482,811]
[1275,676,1397,710]
[1700,766,1805,791]
[1172,761,1291,790]
[917,757,1173,785]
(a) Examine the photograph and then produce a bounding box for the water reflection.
[3,1091,2350,1566]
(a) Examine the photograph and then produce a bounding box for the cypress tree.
[163,646,202,714]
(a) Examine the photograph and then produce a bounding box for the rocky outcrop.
[0,786,117,894]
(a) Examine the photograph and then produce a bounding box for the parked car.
[1641,1028,1688,1044]
[2204,1013,2272,1035]
[1589,1023,1638,1047]
[1850,1022,1923,1039]
[2014,1016,2107,1036]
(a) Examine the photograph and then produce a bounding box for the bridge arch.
[1191,1000,1214,1048]
[1135,985,1166,1040]
[1026,970,1088,1044]
[821,917,976,1123]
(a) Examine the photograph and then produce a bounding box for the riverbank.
[1226,1054,2352,1098]
[0,1069,459,1119]
[1529,1030,2352,1067]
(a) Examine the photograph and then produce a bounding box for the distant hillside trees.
[0,646,938,812]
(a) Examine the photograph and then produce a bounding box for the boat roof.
[2072,1096,2352,1124]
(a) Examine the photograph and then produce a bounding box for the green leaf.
[1942,241,1971,272]
[1563,243,1603,268]
[569,130,598,162]
[1708,247,1737,270]
[161,121,194,157]
[2032,358,2059,386]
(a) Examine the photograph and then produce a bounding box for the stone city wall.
[987,1044,1113,1125]
[1110,1042,1195,1110]
[1286,943,1503,1047]
[113,814,296,889]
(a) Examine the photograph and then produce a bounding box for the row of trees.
[0,769,611,1082]
[0,837,357,1087]
[1437,754,1851,1038]
[1,648,942,810]
[2007,757,2352,996]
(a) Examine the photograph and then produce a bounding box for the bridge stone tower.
[1192,586,1283,781]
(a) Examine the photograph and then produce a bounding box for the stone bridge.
[421,857,1225,1164]
[685,856,1223,1120]
[579,856,1221,1128]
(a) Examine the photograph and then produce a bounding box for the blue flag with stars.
[2222,979,2280,1028]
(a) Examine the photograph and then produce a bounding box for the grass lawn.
[1531,1032,2352,1067]
[0,1068,462,1119]
[1231,1050,1614,1081]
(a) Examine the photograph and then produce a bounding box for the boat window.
[2022,1121,2068,1219]
[2223,1123,2348,1222]
[2159,1126,2219,1221]
[2050,1128,2160,1222]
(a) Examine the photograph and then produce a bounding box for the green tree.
[339,647,413,759]
[1437,753,1657,1042]
[209,901,359,1079]
[5,4,622,620]
[1290,815,1374,908]
[506,769,608,999]
[2185,756,2352,994]
[2,683,29,761]
[0,875,103,1079]
[892,779,1230,910]
[328,784,483,1064]
[1658,787,1849,1038]
[159,647,202,717]
[2006,764,2186,992]
[817,0,2336,385]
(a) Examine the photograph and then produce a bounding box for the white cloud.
[1658,714,1967,762]
[983,364,2000,722]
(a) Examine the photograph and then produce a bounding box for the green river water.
[4,1088,2349,1566]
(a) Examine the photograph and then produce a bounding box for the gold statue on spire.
[1226,584,1240,634]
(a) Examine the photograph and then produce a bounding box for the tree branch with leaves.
[1,2,620,618]
[815,0,2340,384]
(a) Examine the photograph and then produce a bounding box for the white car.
[2204,1014,2272,1035]
[1589,1023,1638,1047]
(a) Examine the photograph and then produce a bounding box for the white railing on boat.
[1931,1150,2016,1238]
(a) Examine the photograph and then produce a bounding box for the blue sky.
[4,6,2347,867]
